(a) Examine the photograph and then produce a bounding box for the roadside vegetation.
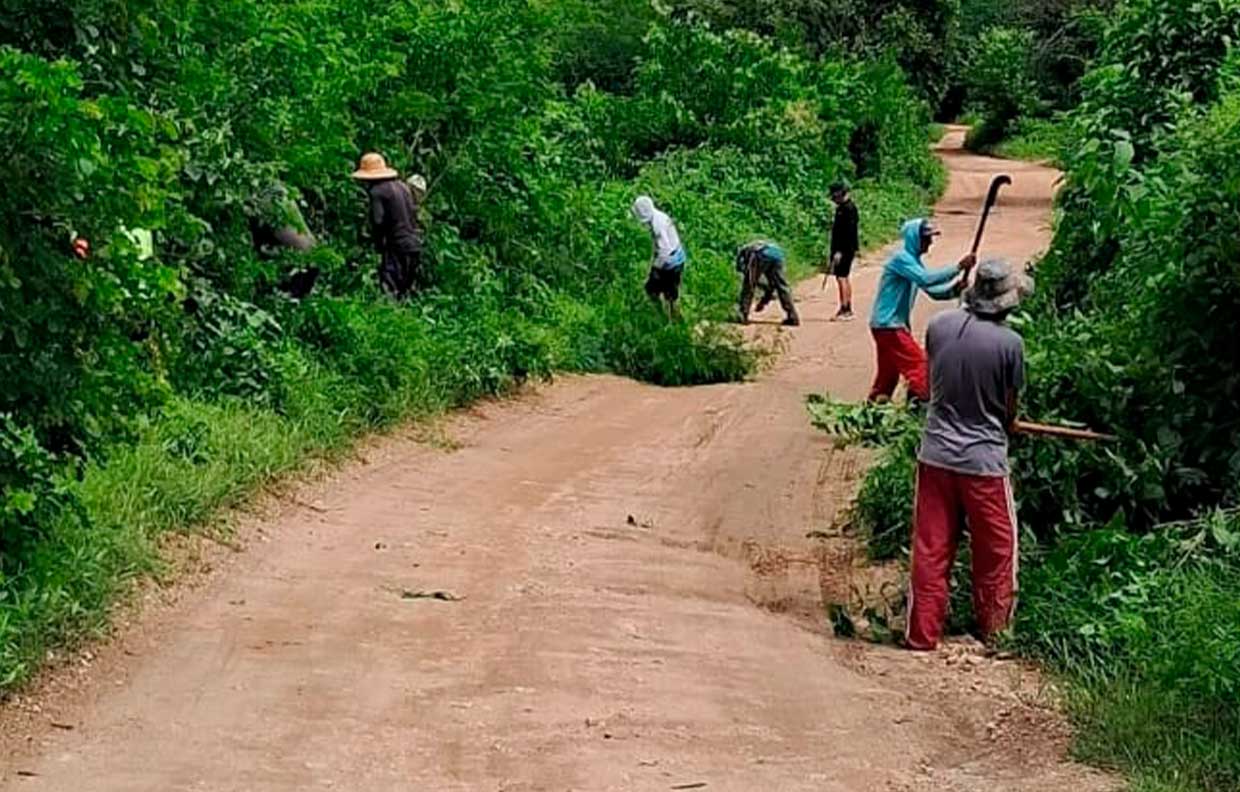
[671,0,1106,160]
[987,117,1066,165]
[0,1,942,691]
[810,2,1240,789]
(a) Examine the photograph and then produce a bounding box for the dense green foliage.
[814,2,1240,788]
[955,0,1111,138]
[960,26,1038,150]
[0,1,940,689]
[1015,5,1240,785]
[655,0,1114,165]
[667,0,1112,131]
[669,0,960,111]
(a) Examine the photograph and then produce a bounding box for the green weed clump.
[967,115,1068,164]
[806,397,919,561]
[992,117,1068,164]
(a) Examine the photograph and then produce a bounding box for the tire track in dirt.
[0,128,1115,791]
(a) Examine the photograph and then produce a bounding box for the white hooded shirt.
[632,196,684,269]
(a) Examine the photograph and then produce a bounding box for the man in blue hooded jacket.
[868,219,975,403]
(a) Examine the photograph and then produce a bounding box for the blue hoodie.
[869,219,961,330]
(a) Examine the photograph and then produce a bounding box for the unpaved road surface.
[1,129,1114,791]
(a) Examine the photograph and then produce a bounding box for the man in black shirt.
[352,152,423,299]
[828,181,860,321]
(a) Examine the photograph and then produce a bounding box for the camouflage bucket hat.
[964,258,1034,315]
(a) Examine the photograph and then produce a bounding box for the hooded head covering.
[900,219,922,260]
[632,195,656,224]
[897,218,940,259]
[965,258,1034,315]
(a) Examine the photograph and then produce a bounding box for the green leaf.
[1114,140,1134,169]
[6,489,36,516]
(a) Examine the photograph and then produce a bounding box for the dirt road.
[1,129,1113,791]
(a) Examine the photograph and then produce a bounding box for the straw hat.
[352,152,398,181]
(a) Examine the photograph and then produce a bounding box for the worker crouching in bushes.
[736,239,799,326]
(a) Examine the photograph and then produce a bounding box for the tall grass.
[966,116,1067,165]
[1017,528,1240,792]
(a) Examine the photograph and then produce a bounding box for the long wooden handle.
[971,174,1013,255]
[970,210,991,255]
[1013,420,1117,442]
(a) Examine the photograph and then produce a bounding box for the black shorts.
[645,266,682,302]
[833,251,856,278]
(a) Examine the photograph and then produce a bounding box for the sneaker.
[754,298,771,313]
[781,317,801,327]
[836,310,855,322]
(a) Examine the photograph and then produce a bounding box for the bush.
[667,0,960,109]
[1017,519,1240,791]
[992,116,1068,164]
[962,27,1038,150]
[0,417,83,575]
[0,49,182,454]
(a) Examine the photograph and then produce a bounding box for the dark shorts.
[645,265,682,302]
[833,251,856,278]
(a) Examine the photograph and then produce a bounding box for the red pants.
[869,328,929,402]
[906,462,1018,650]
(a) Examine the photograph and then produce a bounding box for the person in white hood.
[632,195,687,318]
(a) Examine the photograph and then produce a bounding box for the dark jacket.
[368,179,422,254]
[830,199,859,257]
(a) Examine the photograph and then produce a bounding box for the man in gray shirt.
[905,259,1033,651]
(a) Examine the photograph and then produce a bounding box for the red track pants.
[869,328,929,402]
[906,462,1019,651]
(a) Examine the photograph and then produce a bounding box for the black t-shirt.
[830,200,859,257]
[368,180,422,254]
